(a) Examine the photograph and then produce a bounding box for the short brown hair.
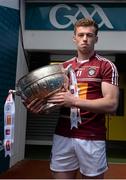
[74,18,99,35]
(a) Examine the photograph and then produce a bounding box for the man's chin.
[81,47,88,52]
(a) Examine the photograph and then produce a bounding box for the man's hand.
[22,97,46,114]
[47,91,76,108]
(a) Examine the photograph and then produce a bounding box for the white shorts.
[50,134,108,177]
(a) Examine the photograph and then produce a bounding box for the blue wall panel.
[0,5,19,172]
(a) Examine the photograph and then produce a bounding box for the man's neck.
[77,50,95,61]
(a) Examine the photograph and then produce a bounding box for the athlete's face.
[73,26,98,54]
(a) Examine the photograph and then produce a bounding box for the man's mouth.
[81,44,88,47]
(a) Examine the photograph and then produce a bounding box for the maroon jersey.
[55,53,118,140]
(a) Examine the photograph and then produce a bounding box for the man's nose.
[83,34,87,40]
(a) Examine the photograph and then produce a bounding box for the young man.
[25,18,119,179]
[47,18,119,179]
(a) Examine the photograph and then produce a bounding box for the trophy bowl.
[15,64,69,113]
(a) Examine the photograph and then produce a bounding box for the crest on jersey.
[88,67,96,76]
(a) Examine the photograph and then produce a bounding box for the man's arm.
[47,82,119,114]
[74,82,119,113]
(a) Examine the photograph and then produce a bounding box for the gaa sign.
[26,3,126,31]
[49,4,113,29]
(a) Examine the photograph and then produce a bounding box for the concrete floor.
[0,143,126,179]
[0,160,126,179]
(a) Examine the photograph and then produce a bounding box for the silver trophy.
[14,64,69,113]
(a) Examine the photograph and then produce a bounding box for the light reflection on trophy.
[15,64,69,113]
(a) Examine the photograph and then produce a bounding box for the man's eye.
[87,33,95,37]
[78,33,95,38]
[78,34,83,37]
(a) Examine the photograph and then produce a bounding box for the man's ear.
[73,35,76,43]
[95,36,98,44]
